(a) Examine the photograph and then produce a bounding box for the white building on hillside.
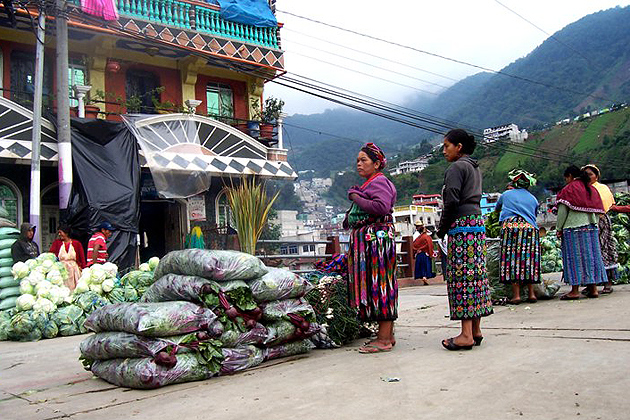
[483,123,528,143]
[390,156,430,176]
[392,205,440,238]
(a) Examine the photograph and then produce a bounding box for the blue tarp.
[216,0,278,28]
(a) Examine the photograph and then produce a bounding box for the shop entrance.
[139,200,186,262]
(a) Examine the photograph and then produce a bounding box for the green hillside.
[417,107,630,197]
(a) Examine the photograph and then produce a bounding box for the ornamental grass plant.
[225,177,279,255]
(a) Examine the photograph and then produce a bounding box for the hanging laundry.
[81,0,119,21]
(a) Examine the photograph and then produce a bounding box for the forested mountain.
[283,6,630,176]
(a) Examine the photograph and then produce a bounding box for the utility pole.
[56,0,72,213]
[29,7,46,248]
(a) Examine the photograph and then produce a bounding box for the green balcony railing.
[71,0,279,49]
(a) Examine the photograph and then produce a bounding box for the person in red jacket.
[49,225,86,291]
[413,222,435,285]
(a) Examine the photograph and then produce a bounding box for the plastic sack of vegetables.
[247,268,314,303]
[73,291,110,314]
[140,274,221,306]
[7,310,42,341]
[31,310,59,339]
[263,320,320,347]
[308,324,339,349]
[84,301,224,337]
[120,271,155,289]
[261,298,317,323]
[219,323,268,347]
[219,345,264,376]
[153,249,268,282]
[262,339,314,362]
[0,310,11,340]
[90,353,215,389]
[51,305,87,336]
[80,331,222,362]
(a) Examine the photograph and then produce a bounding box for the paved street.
[2,280,629,420]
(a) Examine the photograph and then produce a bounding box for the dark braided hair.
[564,165,593,197]
[444,129,476,154]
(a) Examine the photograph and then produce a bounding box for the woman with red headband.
[344,143,398,353]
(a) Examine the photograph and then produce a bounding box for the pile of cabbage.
[12,253,72,313]
[540,235,563,274]
[0,256,160,342]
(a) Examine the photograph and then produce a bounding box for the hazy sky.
[265,1,630,116]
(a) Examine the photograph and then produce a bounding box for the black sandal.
[473,336,483,346]
[442,337,473,351]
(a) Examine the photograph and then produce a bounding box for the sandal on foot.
[580,288,589,296]
[473,336,483,346]
[359,342,392,354]
[507,298,521,305]
[560,294,581,300]
[587,293,599,299]
[441,338,473,351]
[601,287,613,294]
[527,297,538,303]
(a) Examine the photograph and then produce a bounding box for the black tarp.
[64,119,141,270]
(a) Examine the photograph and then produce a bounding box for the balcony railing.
[70,0,280,49]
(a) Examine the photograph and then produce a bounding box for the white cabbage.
[90,265,107,284]
[33,297,56,313]
[148,257,160,271]
[16,294,36,311]
[101,278,115,293]
[74,281,89,294]
[19,279,34,295]
[11,261,30,279]
[139,263,151,272]
[102,262,118,278]
[89,283,103,295]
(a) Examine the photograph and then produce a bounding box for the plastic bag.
[220,322,268,347]
[140,274,221,306]
[248,268,314,302]
[90,353,215,389]
[80,331,218,360]
[308,324,339,349]
[73,291,110,314]
[0,310,11,340]
[261,298,316,323]
[153,249,268,282]
[263,339,315,361]
[120,271,155,289]
[51,305,86,336]
[219,345,264,375]
[84,301,223,337]
[7,310,42,341]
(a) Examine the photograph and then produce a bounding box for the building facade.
[390,156,429,176]
[0,1,294,260]
[483,124,528,143]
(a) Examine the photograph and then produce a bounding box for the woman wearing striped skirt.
[583,164,618,294]
[437,129,493,351]
[344,143,398,353]
[496,169,541,304]
[556,167,607,299]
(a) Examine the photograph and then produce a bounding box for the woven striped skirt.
[445,214,493,321]
[561,224,608,286]
[499,216,541,284]
[347,223,397,321]
[598,214,619,282]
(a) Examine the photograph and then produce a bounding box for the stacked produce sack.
[81,250,320,389]
[0,226,20,310]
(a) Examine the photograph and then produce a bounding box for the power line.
[283,27,459,82]
[277,8,621,104]
[493,0,598,68]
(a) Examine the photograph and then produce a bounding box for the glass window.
[10,50,53,109]
[68,60,87,107]
[0,184,18,225]
[288,245,298,255]
[126,69,160,113]
[206,83,233,120]
[216,191,235,228]
[280,246,288,255]
[302,245,308,252]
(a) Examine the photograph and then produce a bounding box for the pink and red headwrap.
[361,142,387,168]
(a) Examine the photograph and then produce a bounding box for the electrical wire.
[277,8,621,104]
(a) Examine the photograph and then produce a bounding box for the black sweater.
[437,156,482,238]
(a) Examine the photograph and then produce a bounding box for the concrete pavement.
[1,281,629,420]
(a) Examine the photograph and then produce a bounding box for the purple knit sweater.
[347,174,397,216]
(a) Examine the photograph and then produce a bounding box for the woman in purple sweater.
[344,143,398,353]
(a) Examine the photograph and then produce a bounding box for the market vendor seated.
[87,222,115,267]
[11,223,40,263]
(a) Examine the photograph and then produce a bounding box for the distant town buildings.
[390,156,430,176]
[483,123,528,143]
[412,193,442,208]
[392,204,440,238]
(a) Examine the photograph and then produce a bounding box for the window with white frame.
[215,190,235,228]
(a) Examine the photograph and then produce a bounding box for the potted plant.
[260,96,284,140]
[247,97,262,137]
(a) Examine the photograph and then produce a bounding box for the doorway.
[139,200,185,262]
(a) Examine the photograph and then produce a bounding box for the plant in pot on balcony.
[260,96,284,140]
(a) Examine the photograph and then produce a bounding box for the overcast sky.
[265,1,630,116]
